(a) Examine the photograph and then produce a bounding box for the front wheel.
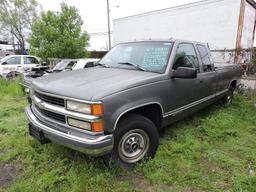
[104,114,159,169]
[6,71,22,80]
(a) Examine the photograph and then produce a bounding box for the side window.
[65,61,76,70]
[24,57,39,64]
[197,45,212,72]
[173,43,199,72]
[84,62,95,68]
[5,57,21,65]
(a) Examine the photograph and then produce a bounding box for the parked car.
[46,59,78,74]
[72,58,100,70]
[46,58,99,74]
[25,39,242,168]
[0,55,41,78]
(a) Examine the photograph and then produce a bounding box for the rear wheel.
[104,114,159,169]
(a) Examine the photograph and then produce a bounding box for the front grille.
[35,105,66,123]
[35,91,65,107]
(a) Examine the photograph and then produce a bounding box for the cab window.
[196,45,213,72]
[24,57,39,64]
[173,43,199,72]
[5,56,21,65]
[84,62,95,68]
[65,61,76,70]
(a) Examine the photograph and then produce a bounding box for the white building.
[113,0,256,63]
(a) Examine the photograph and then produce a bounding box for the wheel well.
[230,80,237,91]
[117,104,163,130]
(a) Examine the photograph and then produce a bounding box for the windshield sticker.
[142,47,169,70]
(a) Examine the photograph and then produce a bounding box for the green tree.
[0,0,40,53]
[29,3,90,59]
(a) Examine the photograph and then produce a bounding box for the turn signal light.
[91,104,104,116]
[92,121,104,132]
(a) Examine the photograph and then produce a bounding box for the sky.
[39,0,201,50]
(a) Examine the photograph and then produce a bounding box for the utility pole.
[107,0,111,50]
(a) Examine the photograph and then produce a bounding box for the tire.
[6,71,21,80]
[104,114,159,169]
[221,89,234,105]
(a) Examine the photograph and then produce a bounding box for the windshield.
[0,55,11,64]
[99,42,173,73]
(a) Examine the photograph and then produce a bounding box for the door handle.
[199,80,204,83]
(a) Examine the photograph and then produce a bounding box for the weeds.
[0,78,24,97]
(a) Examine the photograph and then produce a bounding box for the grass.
[0,78,24,97]
[0,80,256,192]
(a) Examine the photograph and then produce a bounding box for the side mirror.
[1,62,7,65]
[171,67,197,79]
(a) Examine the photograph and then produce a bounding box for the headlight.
[66,100,91,114]
[66,100,103,115]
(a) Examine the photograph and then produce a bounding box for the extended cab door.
[166,43,215,114]
[195,44,218,97]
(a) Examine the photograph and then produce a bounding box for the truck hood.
[31,67,164,100]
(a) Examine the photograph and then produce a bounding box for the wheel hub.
[124,137,140,153]
[118,129,150,163]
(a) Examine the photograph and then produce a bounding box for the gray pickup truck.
[25,39,242,168]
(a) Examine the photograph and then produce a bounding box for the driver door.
[166,43,206,115]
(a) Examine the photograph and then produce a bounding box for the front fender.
[103,95,165,133]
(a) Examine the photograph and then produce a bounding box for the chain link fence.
[211,48,256,75]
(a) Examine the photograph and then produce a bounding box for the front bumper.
[25,106,113,156]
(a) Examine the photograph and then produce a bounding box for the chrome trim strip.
[163,89,228,117]
[113,89,228,130]
[33,88,102,105]
[25,106,113,152]
[31,104,102,136]
[113,102,164,130]
[31,95,101,122]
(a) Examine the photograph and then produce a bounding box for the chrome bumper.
[25,106,113,156]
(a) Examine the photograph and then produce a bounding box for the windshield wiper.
[118,62,145,71]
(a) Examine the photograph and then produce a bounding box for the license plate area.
[29,124,50,144]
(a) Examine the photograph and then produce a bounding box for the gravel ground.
[241,78,256,90]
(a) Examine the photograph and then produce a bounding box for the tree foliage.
[29,3,90,59]
[0,0,40,53]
